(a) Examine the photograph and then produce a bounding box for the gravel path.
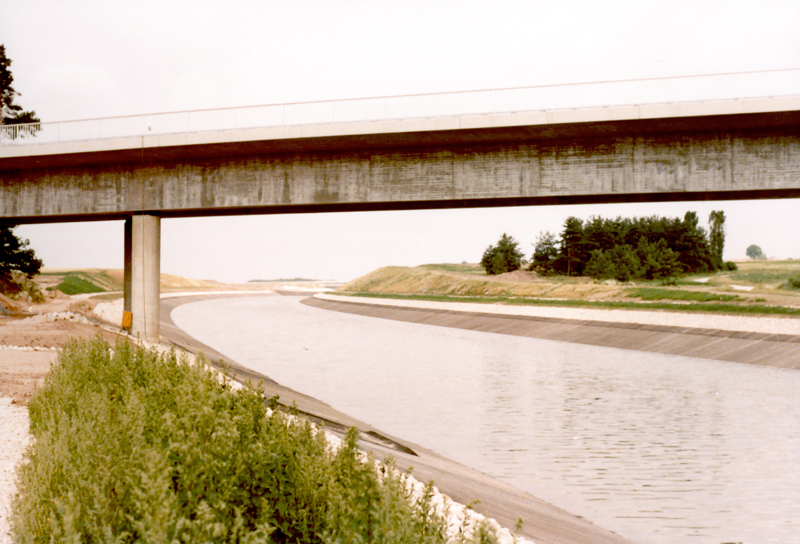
[0,398,29,544]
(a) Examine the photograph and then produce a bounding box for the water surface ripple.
[171,296,800,544]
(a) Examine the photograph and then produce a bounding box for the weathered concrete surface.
[1,98,799,223]
[130,214,160,340]
[303,296,800,369]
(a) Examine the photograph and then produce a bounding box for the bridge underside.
[2,110,799,340]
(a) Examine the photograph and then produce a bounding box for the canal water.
[171,295,800,544]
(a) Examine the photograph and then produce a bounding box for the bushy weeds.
[3,270,45,302]
[782,275,800,290]
[12,338,452,544]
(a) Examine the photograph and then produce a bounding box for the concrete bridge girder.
[2,99,799,341]
[1,131,799,220]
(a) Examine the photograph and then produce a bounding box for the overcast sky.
[3,0,800,282]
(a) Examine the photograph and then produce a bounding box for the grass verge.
[12,338,470,544]
[52,274,105,295]
[625,288,740,303]
[332,291,800,317]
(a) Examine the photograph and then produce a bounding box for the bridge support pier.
[127,214,160,341]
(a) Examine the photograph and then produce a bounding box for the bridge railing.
[2,68,799,145]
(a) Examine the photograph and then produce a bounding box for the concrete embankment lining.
[307,293,800,369]
[160,293,636,544]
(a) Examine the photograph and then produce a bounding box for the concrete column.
[130,214,160,341]
[122,217,132,330]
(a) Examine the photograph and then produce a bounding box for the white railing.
[2,68,799,146]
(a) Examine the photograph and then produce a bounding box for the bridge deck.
[2,96,799,171]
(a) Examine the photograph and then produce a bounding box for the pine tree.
[0,225,43,295]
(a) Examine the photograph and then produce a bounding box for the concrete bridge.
[1,70,799,340]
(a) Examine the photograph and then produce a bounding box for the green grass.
[782,276,800,290]
[728,272,793,283]
[13,338,475,544]
[626,288,740,302]
[40,270,124,292]
[333,291,800,316]
[53,274,105,295]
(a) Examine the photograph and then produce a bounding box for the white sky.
[3,0,800,282]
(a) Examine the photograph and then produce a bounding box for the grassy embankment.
[36,268,235,298]
[35,269,327,299]
[13,338,505,543]
[335,261,800,316]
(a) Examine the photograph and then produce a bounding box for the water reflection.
[172,296,800,544]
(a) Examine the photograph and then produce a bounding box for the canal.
[171,295,800,544]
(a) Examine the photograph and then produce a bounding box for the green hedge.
[12,339,453,544]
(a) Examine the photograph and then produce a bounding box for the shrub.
[13,338,450,544]
[6,270,44,302]
[783,275,800,290]
[635,237,682,280]
[480,233,524,275]
[585,244,642,282]
[585,238,681,282]
[530,231,559,273]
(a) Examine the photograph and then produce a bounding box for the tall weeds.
[12,338,449,543]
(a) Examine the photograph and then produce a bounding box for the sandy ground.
[0,291,129,406]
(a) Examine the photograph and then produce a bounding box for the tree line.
[482,210,736,281]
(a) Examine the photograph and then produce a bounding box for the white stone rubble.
[0,398,30,544]
[0,345,57,351]
[92,299,124,327]
[4,311,94,326]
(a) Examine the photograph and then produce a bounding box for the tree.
[585,244,642,282]
[530,231,559,272]
[636,237,682,279]
[708,210,726,268]
[556,217,589,276]
[480,233,524,275]
[0,225,43,295]
[746,244,765,260]
[674,211,715,273]
[1,44,40,136]
[584,237,681,282]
